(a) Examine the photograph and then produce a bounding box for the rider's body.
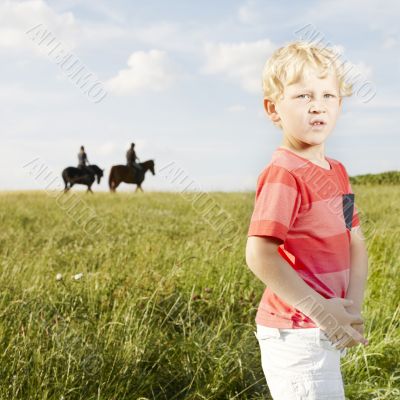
[126,143,143,173]
[78,146,90,172]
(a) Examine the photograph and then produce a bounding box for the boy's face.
[264,69,342,147]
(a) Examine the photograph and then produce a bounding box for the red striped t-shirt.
[247,146,360,328]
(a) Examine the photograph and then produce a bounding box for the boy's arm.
[345,226,369,313]
[246,235,368,345]
[245,235,328,317]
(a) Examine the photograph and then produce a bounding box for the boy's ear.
[264,98,281,124]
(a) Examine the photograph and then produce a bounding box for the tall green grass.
[0,186,398,399]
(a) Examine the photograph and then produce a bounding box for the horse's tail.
[109,166,115,191]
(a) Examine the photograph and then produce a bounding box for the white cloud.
[0,0,77,52]
[105,50,179,95]
[303,0,400,37]
[237,0,258,24]
[348,92,400,109]
[342,60,373,80]
[132,22,186,52]
[0,83,68,106]
[340,60,374,94]
[201,39,275,93]
[336,112,397,136]
[0,0,124,55]
[236,0,298,29]
[383,36,398,49]
[95,141,117,157]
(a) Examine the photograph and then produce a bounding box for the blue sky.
[1,0,399,191]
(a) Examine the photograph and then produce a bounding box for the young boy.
[245,41,369,399]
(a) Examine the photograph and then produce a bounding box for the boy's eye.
[297,94,336,99]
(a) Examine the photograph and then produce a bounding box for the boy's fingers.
[333,334,353,348]
[348,326,368,345]
[349,314,364,325]
[335,336,357,349]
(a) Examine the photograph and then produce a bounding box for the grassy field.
[0,186,399,400]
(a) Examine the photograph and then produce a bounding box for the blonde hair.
[262,40,353,103]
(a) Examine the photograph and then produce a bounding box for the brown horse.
[109,159,155,192]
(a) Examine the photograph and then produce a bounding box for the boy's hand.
[313,297,368,347]
[331,306,366,350]
[332,321,365,349]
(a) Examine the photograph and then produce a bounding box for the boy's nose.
[309,103,327,113]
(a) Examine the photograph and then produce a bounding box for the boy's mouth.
[309,118,326,126]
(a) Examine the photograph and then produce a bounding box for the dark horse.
[62,165,104,193]
[109,160,155,192]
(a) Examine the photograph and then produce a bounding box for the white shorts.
[254,324,348,400]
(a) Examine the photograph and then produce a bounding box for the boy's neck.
[279,139,326,162]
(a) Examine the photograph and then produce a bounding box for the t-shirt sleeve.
[339,163,360,229]
[247,164,301,242]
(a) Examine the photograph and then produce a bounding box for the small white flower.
[73,273,83,281]
[56,273,63,281]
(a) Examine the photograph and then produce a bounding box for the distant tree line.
[350,170,400,185]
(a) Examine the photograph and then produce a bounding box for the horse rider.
[126,142,143,173]
[77,145,90,173]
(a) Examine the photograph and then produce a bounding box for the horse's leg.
[113,180,120,192]
[109,180,115,193]
[63,175,71,192]
[87,186,93,194]
[138,185,144,192]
